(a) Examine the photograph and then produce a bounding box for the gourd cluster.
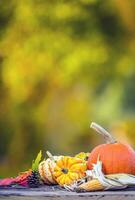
[2,122,135,191]
[36,122,135,190]
[38,151,89,186]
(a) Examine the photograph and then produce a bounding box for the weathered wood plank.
[0,186,135,200]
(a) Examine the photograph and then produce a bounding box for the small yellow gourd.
[75,152,90,161]
[53,156,87,186]
[38,159,56,184]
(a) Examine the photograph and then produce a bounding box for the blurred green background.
[0,0,135,178]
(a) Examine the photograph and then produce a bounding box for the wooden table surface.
[0,186,135,200]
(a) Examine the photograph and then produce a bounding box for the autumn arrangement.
[1,122,135,192]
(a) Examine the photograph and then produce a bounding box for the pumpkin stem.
[90,122,116,144]
[46,151,55,161]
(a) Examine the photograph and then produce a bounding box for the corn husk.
[85,160,127,190]
[106,173,135,185]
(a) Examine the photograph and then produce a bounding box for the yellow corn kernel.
[77,179,105,192]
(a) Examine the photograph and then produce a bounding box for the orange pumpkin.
[87,122,135,175]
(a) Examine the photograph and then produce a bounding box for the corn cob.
[76,179,105,192]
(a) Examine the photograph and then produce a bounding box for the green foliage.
[32,151,42,172]
[0,0,135,177]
